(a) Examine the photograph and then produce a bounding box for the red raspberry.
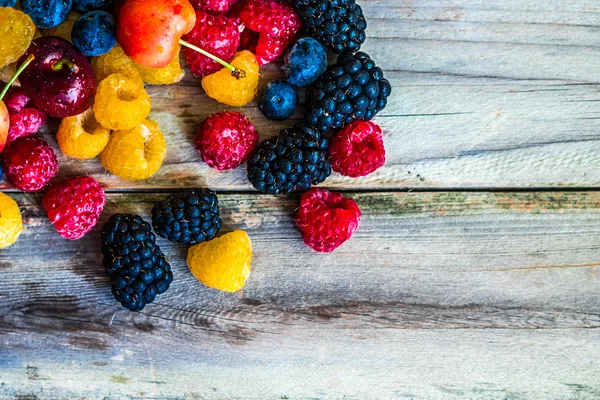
[296,188,361,253]
[182,10,241,77]
[189,0,239,14]
[2,137,58,193]
[329,121,386,178]
[195,111,258,170]
[230,0,301,65]
[2,87,47,144]
[42,176,106,240]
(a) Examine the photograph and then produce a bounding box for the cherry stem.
[52,58,80,73]
[0,54,35,101]
[178,39,246,80]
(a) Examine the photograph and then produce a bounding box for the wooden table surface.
[2,1,600,399]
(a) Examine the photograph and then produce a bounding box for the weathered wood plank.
[1,191,599,398]
[1,0,598,191]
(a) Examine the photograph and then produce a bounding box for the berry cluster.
[0,0,392,310]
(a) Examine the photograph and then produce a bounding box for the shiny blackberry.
[305,51,392,133]
[101,214,173,311]
[151,189,221,245]
[293,0,366,53]
[247,125,331,194]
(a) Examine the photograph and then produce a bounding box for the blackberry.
[151,189,222,245]
[101,214,173,311]
[247,125,331,194]
[305,51,392,133]
[293,0,366,54]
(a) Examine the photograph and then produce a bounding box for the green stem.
[0,54,35,101]
[52,58,80,73]
[179,39,246,79]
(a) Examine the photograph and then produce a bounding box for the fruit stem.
[52,58,80,73]
[178,39,246,79]
[0,54,35,101]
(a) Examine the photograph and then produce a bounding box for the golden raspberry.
[0,193,23,249]
[0,8,36,69]
[100,119,166,181]
[133,50,185,85]
[91,44,142,83]
[41,11,80,43]
[93,73,151,131]
[201,51,260,107]
[186,230,253,292]
[57,107,111,159]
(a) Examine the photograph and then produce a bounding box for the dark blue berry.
[294,0,367,54]
[73,0,114,13]
[21,0,72,29]
[152,189,221,245]
[247,125,331,194]
[101,214,173,311]
[282,38,327,87]
[258,80,298,121]
[305,52,391,131]
[0,0,17,7]
[72,11,116,57]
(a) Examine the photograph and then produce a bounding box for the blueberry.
[73,0,114,13]
[258,80,298,121]
[72,11,116,56]
[282,38,328,87]
[21,0,72,29]
[0,0,17,6]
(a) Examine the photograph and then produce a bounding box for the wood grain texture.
[1,191,600,398]
[1,0,598,191]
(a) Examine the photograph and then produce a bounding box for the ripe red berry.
[329,121,386,178]
[230,0,301,65]
[182,10,241,77]
[2,137,58,192]
[296,188,361,253]
[189,0,239,14]
[2,87,47,144]
[42,176,106,240]
[195,112,258,170]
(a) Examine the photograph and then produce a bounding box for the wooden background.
[2,0,600,398]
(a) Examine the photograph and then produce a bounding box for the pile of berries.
[0,0,391,311]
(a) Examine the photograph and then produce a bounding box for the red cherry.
[17,37,97,119]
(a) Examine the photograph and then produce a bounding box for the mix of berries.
[196,111,258,170]
[296,188,361,252]
[0,0,390,310]
[152,189,222,244]
[42,176,106,240]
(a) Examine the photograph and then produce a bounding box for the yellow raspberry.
[0,8,36,69]
[91,44,142,83]
[201,51,259,107]
[133,50,185,85]
[41,11,80,43]
[93,73,151,131]
[0,193,23,249]
[57,107,111,159]
[100,119,166,181]
[186,230,253,292]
